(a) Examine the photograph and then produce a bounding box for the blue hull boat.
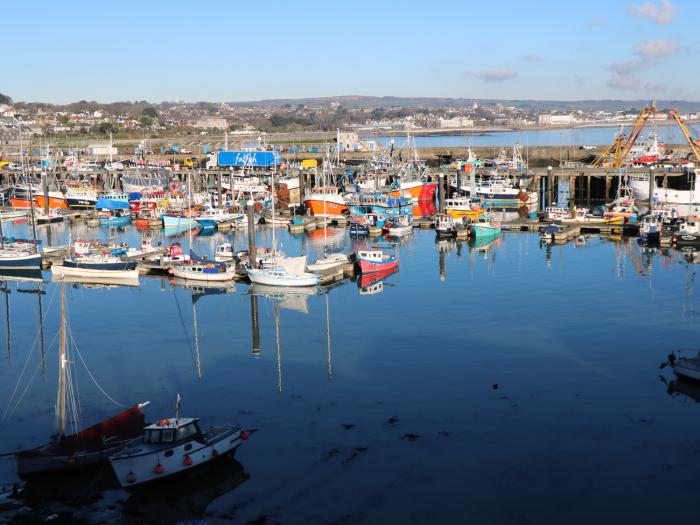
[161,215,199,229]
[99,216,131,226]
[0,251,42,270]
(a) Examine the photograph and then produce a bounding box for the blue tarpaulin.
[95,198,130,210]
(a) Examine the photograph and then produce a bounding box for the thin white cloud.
[608,72,642,91]
[628,0,678,25]
[588,17,606,26]
[477,68,516,82]
[634,39,681,59]
[523,53,542,61]
[607,38,683,91]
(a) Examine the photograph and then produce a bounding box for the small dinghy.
[669,352,700,382]
[109,411,249,490]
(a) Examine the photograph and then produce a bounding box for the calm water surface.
[366,125,689,148]
[0,220,699,524]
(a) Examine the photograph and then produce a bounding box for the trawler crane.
[668,109,700,163]
[593,103,656,168]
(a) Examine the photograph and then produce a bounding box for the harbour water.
[366,124,690,148]
[1,220,700,523]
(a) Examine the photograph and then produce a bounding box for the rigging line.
[5,357,45,424]
[68,337,82,429]
[67,318,126,409]
[2,291,60,424]
[172,288,197,362]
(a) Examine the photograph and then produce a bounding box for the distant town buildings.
[537,114,577,125]
[194,117,228,130]
[438,117,474,128]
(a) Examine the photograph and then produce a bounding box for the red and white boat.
[356,248,399,274]
[630,133,665,165]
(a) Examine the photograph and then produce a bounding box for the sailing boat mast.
[274,301,282,393]
[56,281,67,437]
[192,294,202,379]
[3,283,10,367]
[326,288,332,383]
[271,148,276,256]
[38,285,46,380]
[323,147,328,251]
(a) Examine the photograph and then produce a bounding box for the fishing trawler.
[303,186,348,218]
[445,196,483,221]
[469,215,502,239]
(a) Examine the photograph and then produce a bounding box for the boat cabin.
[445,196,480,210]
[358,250,384,262]
[143,417,202,444]
[216,243,234,258]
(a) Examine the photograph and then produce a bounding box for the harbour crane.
[668,109,700,163]
[593,103,656,168]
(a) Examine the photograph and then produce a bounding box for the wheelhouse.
[143,418,202,444]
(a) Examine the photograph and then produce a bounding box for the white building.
[538,114,576,125]
[194,117,228,130]
[88,144,118,156]
[337,131,377,152]
[438,117,474,128]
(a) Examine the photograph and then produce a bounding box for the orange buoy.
[183,455,193,466]
[154,464,164,475]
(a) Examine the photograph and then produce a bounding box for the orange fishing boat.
[389,180,437,201]
[303,187,348,217]
[11,196,67,209]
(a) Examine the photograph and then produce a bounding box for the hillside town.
[1,93,698,138]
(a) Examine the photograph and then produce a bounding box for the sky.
[1,0,697,103]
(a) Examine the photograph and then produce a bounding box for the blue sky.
[1,0,696,103]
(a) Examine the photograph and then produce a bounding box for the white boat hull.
[307,254,349,272]
[673,358,700,382]
[630,177,700,209]
[110,426,244,489]
[387,225,413,237]
[247,269,319,287]
[52,265,140,280]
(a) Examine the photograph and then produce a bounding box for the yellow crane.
[593,103,656,168]
[668,109,700,163]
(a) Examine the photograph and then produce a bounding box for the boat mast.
[37,284,46,380]
[326,288,332,383]
[271,148,276,256]
[274,301,282,393]
[187,170,193,253]
[323,147,328,251]
[56,281,67,437]
[2,283,10,367]
[192,294,202,379]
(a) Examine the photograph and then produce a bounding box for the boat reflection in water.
[358,265,398,295]
[20,456,249,524]
[169,278,236,380]
[0,269,46,371]
[665,375,700,403]
[51,271,141,288]
[123,456,249,522]
[248,283,319,314]
[248,284,321,390]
